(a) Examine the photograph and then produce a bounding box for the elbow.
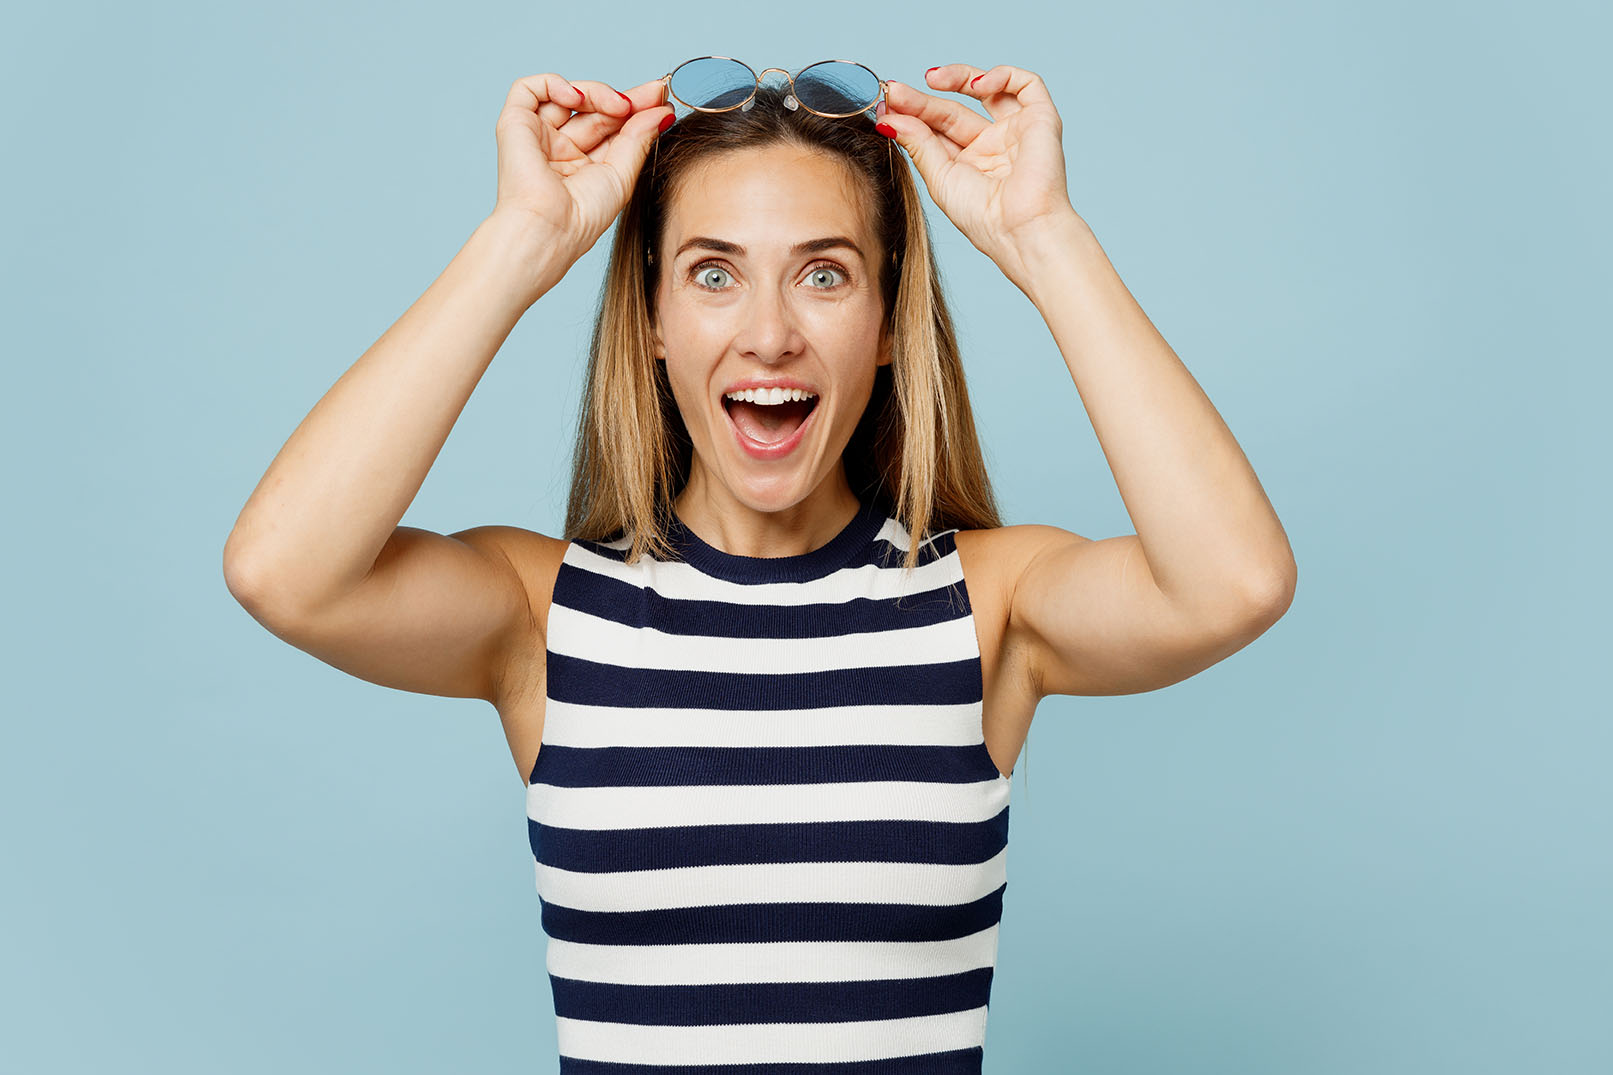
[222,534,269,613]
[1237,558,1298,624]
[222,534,298,624]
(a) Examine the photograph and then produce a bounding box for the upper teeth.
[724,387,817,405]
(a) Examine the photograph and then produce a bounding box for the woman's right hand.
[491,73,673,266]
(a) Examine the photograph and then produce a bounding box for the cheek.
[661,362,716,436]
[664,370,698,416]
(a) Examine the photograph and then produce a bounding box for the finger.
[584,98,676,200]
[557,77,672,148]
[496,78,585,178]
[937,63,1054,121]
[618,76,670,111]
[884,78,988,152]
[566,78,637,119]
[531,77,631,133]
[507,74,643,137]
[561,78,677,162]
[504,73,588,129]
[875,103,961,175]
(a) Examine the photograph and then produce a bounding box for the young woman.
[224,60,1296,1072]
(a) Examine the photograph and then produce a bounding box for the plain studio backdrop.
[3,2,1607,1072]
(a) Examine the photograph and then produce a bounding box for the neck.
[673,468,862,559]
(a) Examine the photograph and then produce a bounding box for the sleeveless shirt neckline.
[668,495,886,584]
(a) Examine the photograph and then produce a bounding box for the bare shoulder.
[473,525,570,634]
[953,523,1093,639]
[457,524,570,705]
[951,523,1091,775]
[959,520,1283,699]
[953,523,1092,600]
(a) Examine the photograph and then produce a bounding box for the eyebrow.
[673,235,866,262]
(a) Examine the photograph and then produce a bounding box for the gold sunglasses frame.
[649,56,894,182]
[659,56,889,119]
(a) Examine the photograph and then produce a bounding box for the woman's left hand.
[877,64,1080,287]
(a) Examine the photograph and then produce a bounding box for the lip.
[720,377,820,396]
[723,394,821,461]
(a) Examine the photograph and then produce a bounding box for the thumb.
[600,105,676,192]
[874,110,946,182]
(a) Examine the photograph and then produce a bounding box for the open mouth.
[722,393,820,447]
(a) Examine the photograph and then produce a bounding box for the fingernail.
[658,113,675,133]
[571,84,584,98]
[875,122,896,139]
[926,67,940,79]
[970,75,982,87]
[617,91,632,105]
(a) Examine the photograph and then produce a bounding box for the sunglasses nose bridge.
[749,67,802,111]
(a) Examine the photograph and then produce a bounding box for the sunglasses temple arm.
[878,82,898,172]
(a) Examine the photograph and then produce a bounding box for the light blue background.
[5,2,1608,1071]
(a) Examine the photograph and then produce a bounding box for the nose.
[732,281,807,363]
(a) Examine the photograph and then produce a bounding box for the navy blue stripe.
[577,526,959,576]
[540,883,1007,947]
[532,742,999,789]
[530,805,1009,873]
[663,497,890,584]
[558,1046,985,1075]
[551,967,994,1027]
[553,563,971,638]
[545,654,983,710]
[535,513,1002,1071]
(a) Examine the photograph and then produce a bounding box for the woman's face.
[651,143,892,512]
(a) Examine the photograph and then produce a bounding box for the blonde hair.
[561,84,1003,574]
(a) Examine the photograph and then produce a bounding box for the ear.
[876,318,894,368]
[649,305,665,362]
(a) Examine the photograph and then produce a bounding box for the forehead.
[663,144,874,253]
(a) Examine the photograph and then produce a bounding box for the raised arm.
[878,63,1296,699]
[991,212,1297,698]
[221,210,561,702]
[222,73,675,704]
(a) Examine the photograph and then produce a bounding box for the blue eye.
[689,260,851,292]
[694,264,731,289]
[806,265,848,289]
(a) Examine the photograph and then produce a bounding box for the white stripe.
[537,699,987,749]
[527,776,1011,830]
[545,602,978,671]
[546,924,1001,986]
[556,1006,989,1065]
[535,846,1008,913]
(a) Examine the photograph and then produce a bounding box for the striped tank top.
[526,494,1013,1072]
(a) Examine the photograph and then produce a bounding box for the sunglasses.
[651,56,895,173]
[660,56,888,117]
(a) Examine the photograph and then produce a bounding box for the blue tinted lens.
[669,59,881,115]
[669,57,756,110]
[793,61,881,115]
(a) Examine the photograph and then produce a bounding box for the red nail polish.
[571,84,584,98]
[875,122,897,139]
[926,66,939,78]
[617,91,631,104]
[658,113,676,133]
[970,75,982,87]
